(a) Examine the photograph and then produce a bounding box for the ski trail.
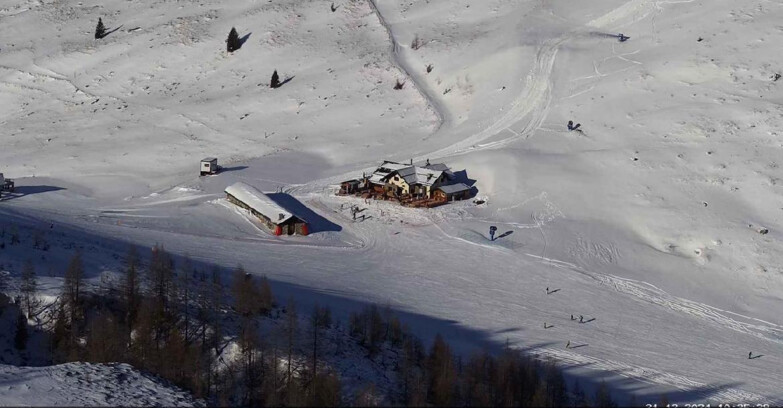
[426,37,563,160]
[525,254,783,345]
[366,0,448,132]
[532,347,767,403]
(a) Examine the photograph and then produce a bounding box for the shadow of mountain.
[266,192,342,233]
[1,186,65,202]
[0,207,774,407]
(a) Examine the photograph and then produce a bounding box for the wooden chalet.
[225,182,309,236]
[338,160,472,207]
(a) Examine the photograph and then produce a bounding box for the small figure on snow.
[489,225,497,241]
[579,315,584,323]
[571,314,575,321]
[566,341,571,349]
[546,287,549,294]
[748,352,752,359]
[567,120,581,131]
[618,33,630,42]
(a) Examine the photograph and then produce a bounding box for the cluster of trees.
[4,240,627,407]
[11,245,338,406]
[347,305,617,407]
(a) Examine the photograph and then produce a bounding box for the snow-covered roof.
[385,166,444,187]
[369,161,408,185]
[225,182,295,224]
[201,157,217,162]
[436,183,471,194]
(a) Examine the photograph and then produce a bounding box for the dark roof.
[436,183,471,194]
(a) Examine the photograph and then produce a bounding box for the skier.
[618,33,630,42]
[579,315,584,323]
[489,225,497,241]
[546,287,549,294]
[566,341,571,349]
[571,314,575,321]
[567,120,574,131]
[748,352,752,359]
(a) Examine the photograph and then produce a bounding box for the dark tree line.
[3,242,626,406]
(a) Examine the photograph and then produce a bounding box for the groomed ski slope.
[2,0,783,404]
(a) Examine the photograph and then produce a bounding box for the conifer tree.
[124,246,140,331]
[63,251,84,325]
[226,27,240,52]
[14,311,28,350]
[20,259,38,318]
[95,18,106,39]
[271,70,281,88]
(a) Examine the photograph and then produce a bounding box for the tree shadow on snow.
[279,76,295,87]
[99,25,124,39]
[266,192,341,233]
[239,32,252,46]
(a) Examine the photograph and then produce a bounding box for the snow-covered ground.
[0,363,203,407]
[2,0,783,404]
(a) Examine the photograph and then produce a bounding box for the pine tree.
[427,334,456,406]
[21,260,38,318]
[226,27,240,52]
[63,251,84,325]
[271,70,281,88]
[594,381,617,407]
[284,297,298,384]
[14,311,28,350]
[124,246,141,331]
[95,18,106,39]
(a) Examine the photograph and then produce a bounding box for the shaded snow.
[0,363,203,407]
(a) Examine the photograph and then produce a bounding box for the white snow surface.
[0,363,203,407]
[2,0,783,404]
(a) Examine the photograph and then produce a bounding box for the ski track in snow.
[525,253,783,346]
[533,347,765,403]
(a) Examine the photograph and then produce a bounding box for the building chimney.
[279,213,285,220]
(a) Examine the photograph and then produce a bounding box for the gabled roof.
[369,161,408,185]
[384,166,444,187]
[225,182,296,224]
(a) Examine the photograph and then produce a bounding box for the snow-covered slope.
[0,363,203,407]
[2,0,783,404]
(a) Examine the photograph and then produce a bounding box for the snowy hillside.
[2,0,783,404]
[0,363,203,407]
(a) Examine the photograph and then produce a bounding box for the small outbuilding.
[201,157,219,176]
[434,183,471,201]
[225,182,309,236]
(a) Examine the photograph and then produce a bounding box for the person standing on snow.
[579,315,584,323]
